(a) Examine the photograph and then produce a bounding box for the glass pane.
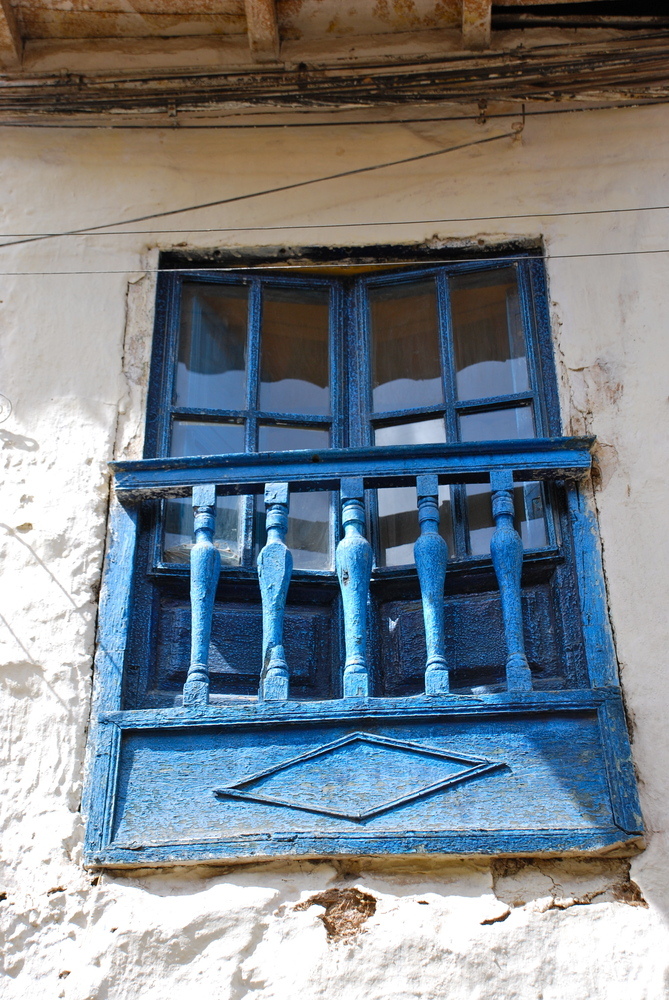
[163,497,241,566]
[375,418,446,447]
[171,420,245,457]
[459,406,534,442]
[450,268,529,401]
[258,425,329,452]
[175,283,248,410]
[370,279,443,412]
[466,482,548,557]
[379,485,453,568]
[259,286,330,416]
[256,491,332,572]
[165,420,245,565]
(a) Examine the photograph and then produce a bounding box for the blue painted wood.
[183,485,221,707]
[81,501,139,861]
[336,478,372,698]
[83,702,643,867]
[83,717,122,863]
[101,687,617,728]
[88,828,642,868]
[489,471,533,693]
[414,474,450,695]
[453,391,535,413]
[85,260,645,867]
[172,407,331,425]
[214,732,505,820]
[565,481,618,688]
[112,437,594,500]
[598,696,644,834]
[89,500,139,714]
[258,482,292,701]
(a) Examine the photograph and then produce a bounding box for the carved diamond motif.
[213,732,505,821]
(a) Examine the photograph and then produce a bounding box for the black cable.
[2,246,669,276]
[0,131,514,251]
[3,201,669,239]
[0,98,667,131]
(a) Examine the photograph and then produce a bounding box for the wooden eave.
[2,1,669,120]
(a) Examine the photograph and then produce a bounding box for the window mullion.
[516,261,545,435]
[437,269,468,560]
[160,273,183,458]
[241,280,262,568]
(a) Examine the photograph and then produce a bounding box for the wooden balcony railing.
[111,437,594,707]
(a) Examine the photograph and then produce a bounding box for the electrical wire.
[3,202,669,239]
[0,130,515,251]
[1,98,667,131]
[1,247,669,276]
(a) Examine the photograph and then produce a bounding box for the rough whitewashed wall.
[1,103,668,999]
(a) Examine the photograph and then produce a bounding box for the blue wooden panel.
[155,599,334,699]
[84,694,643,866]
[380,582,569,695]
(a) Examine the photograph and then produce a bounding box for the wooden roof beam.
[462,0,492,50]
[0,0,21,69]
[244,0,280,62]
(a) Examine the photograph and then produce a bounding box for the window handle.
[184,485,221,707]
[337,478,373,699]
[490,471,533,693]
[415,474,450,695]
[258,482,292,701]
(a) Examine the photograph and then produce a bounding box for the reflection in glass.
[171,420,245,457]
[163,497,241,566]
[466,482,547,556]
[450,268,529,401]
[375,418,446,448]
[379,486,453,567]
[459,406,534,442]
[259,286,330,415]
[256,491,332,571]
[164,419,245,565]
[370,279,443,412]
[258,425,330,453]
[175,283,248,410]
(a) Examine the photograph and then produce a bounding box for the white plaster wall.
[1,103,669,998]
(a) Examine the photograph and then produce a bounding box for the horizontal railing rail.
[110,437,594,502]
[109,437,595,710]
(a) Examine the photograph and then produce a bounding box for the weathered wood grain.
[244,0,278,60]
[0,0,21,67]
[462,0,491,50]
[414,474,449,695]
[490,471,533,693]
[258,482,292,701]
[336,479,372,699]
[112,438,594,501]
[183,485,221,707]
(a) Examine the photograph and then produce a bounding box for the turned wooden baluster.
[336,478,373,698]
[258,482,292,701]
[414,474,450,695]
[489,470,533,692]
[184,485,221,707]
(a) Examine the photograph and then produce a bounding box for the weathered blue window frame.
[84,249,643,867]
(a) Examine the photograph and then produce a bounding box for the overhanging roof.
[2,0,669,121]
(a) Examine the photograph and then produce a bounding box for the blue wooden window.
[84,251,643,867]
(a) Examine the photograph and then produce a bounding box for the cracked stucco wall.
[1,103,669,999]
